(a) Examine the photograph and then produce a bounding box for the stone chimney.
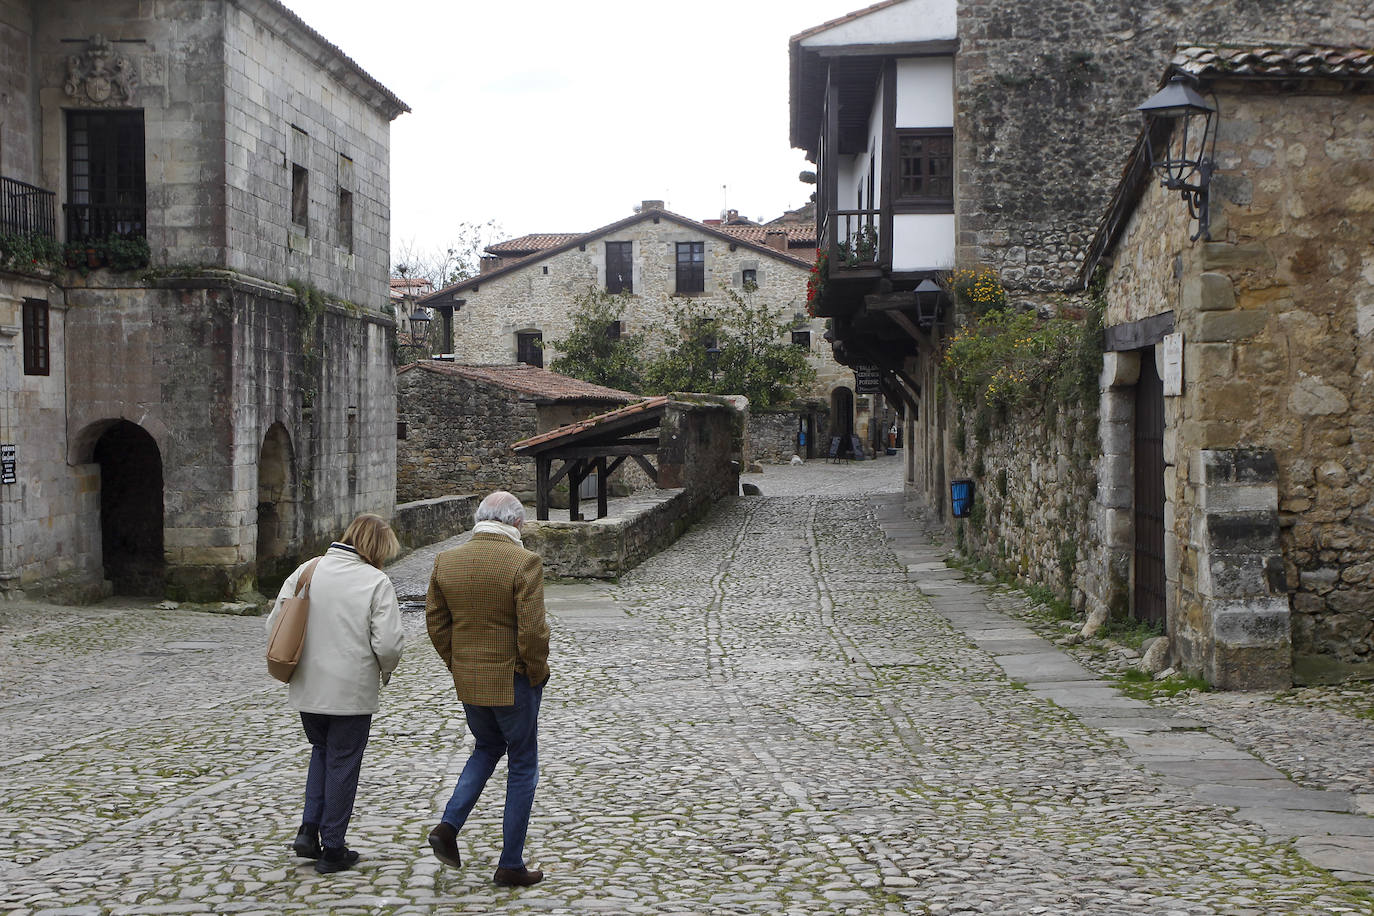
[640,199,665,211]
[726,208,740,222]
[479,255,502,274]
[764,229,788,252]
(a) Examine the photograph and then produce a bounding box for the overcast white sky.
[278,0,852,261]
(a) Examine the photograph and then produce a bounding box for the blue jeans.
[441,674,544,869]
[300,712,372,849]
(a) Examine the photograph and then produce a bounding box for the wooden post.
[568,459,583,522]
[596,456,608,519]
[535,457,550,521]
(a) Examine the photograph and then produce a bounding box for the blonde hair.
[340,514,400,568]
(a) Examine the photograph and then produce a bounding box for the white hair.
[475,490,526,527]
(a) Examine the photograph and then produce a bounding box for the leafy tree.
[547,287,646,392]
[644,288,816,410]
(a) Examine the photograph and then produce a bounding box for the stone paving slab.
[994,651,1097,683]
[1193,784,1355,812]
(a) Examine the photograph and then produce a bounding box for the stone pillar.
[1194,448,1292,689]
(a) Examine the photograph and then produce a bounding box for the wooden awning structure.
[512,397,669,521]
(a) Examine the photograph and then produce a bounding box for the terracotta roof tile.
[487,234,582,255]
[399,362,642,403]
[512,396,670,452]
[1174,44,1374,79]
[717,225,817,248]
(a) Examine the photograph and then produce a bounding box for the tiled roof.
[512,397,670,452]
[1174,44,1374,79]
[487,234,582,255]
[398,362,641,403]
[717,225,817,248]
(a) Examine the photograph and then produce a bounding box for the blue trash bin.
[950,478,975,518]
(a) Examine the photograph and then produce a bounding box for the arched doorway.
[93,421,164,595]
[831,386,855,455]
[257,423,298,592]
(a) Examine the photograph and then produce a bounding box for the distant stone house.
[419,201,863,458]
[1081,46,1374,688]
[0,1,407,601]
[396,362,639,504]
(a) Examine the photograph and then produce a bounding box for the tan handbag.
[266,557,321,683]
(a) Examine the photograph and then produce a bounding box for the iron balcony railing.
[0,176,57,238]
[65,202,146,243]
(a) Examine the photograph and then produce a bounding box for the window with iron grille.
[22,299,49,376]
[676,241,704,293]
[517,331,543,367]
[895,129,953,212]
[605,241,632,294]
[65,110,145,242]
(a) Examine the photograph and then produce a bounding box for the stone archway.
[93,421,164,595]
[256,422,298,592]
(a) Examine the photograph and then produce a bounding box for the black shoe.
[315,846,360,874]
[493,865,544,887]
[292,824,321,859]
[428,822,461,868]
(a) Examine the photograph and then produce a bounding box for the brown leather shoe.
[427,822,461,868]
[493,865,544,886]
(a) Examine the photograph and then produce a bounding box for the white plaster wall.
[896,58,954,128]
[892,214,956,271]
[800,0,956,45]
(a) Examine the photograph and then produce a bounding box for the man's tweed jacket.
[425,532,551,706]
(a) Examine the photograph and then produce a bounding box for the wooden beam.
[596,456,608,519]
[606,455,628,476]
[535,458,550,521]
[539,441,660,460]
[548,459,575,489]
[886,309,923,343]
[631,453,659,485]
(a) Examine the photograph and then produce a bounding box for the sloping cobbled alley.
[0,458,1371,914]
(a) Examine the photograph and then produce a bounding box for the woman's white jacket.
[266,544,405,715]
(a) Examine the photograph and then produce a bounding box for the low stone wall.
[748,405,830,464]
[392,495,477,551]
[523,488,720,579]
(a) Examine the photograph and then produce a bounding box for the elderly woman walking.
[266,513,406,874]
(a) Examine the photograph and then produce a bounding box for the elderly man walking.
[425,491,551,887]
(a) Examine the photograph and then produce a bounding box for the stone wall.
[954,0,1374,296]
[392,494,477,552]
[944,396,1100,609]
[522,399,740,578]
[1098,84,1374,681]
[749,404,831,465]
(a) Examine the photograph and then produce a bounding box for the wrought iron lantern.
[406,305,432,347]
[914,278,944,330]
[1137,73,1217,241]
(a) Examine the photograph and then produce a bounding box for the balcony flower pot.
[86,247,102,269]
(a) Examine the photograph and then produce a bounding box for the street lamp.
[1137,73,1217,241]
[914,278,944,330]
[406,305,432,349]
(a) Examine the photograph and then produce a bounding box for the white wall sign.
[1161,332,1184,397]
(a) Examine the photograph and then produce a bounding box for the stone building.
[792,0,1373,688]
[1081,46,1374,687]
[395,361,639,504]
[419,201,873,457]
[0,1,407,601]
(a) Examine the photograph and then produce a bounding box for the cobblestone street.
[1,457,1372,914]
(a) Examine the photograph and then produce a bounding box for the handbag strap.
[293,557,322,597]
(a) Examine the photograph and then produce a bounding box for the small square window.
[396,421,408,440]
[791,330,810,350]
[742,268,757,289]
[23,299,49,376]
[606,321,622,340]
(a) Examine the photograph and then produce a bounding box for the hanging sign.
[853,365,881,393]
[1,444,14,484]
